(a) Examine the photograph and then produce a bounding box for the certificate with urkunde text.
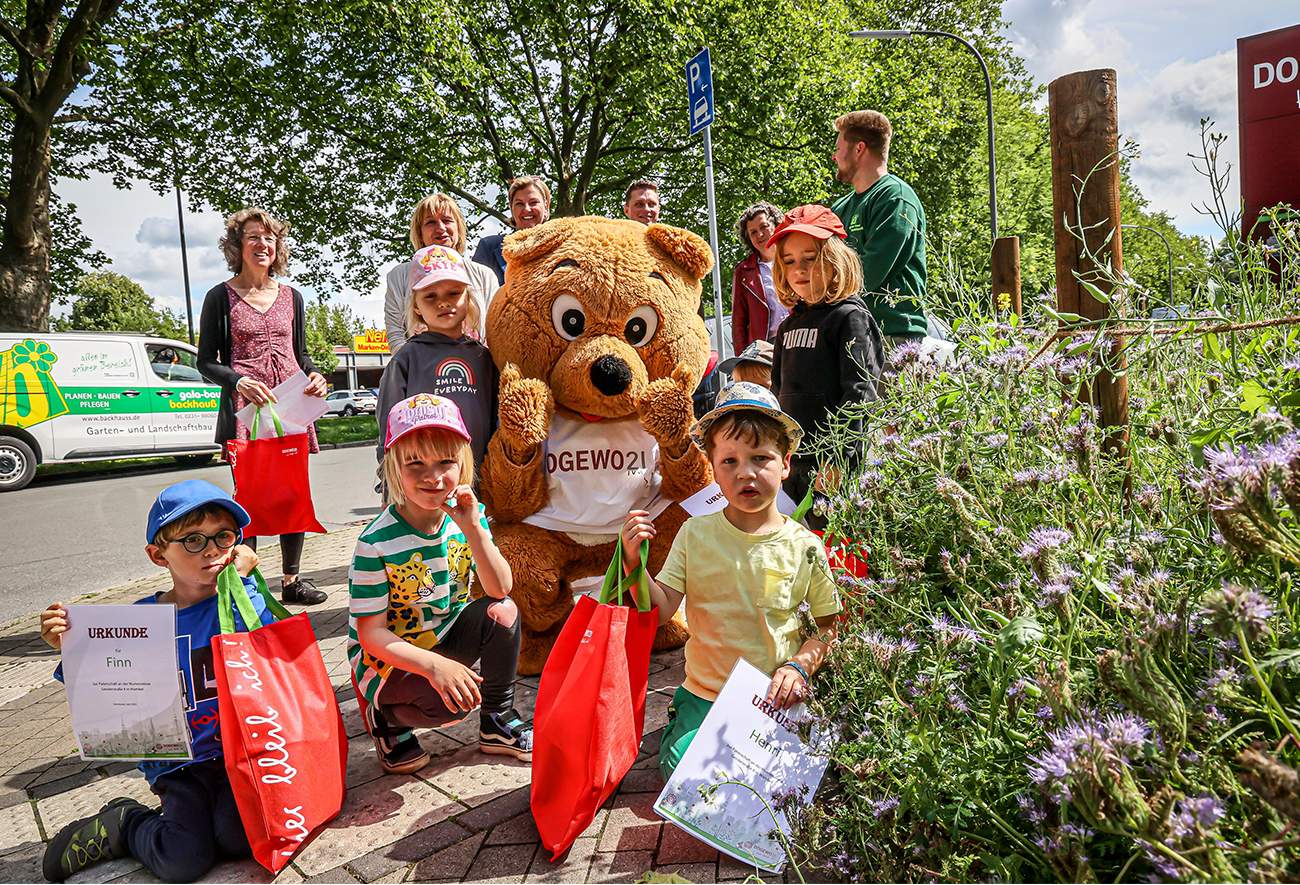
[653,657,831,873]
[62,605,192,761]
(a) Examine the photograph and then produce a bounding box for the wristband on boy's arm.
[781,661,810,682]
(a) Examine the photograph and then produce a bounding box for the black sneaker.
[480,709,533,762]
[364,701,429,774]
[42,796,146,882]
[281,578,327,605]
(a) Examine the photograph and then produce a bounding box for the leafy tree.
[306,328,338,377]
[55,271,188,338]
[304,297,364,375]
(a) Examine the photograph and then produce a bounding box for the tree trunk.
[0,112,53,332]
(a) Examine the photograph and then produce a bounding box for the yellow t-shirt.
[655,511,842,701]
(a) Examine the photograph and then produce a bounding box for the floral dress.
[228,283,319,452]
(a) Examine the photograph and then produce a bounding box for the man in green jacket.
[830,110,927,341]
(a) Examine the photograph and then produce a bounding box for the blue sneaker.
[480,709,533,761]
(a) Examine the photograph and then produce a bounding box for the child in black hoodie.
[767,205,884,526]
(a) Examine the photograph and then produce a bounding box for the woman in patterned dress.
[197,207,329,605]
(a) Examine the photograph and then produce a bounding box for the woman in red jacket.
[730,202,788,354]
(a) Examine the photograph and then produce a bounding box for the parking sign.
[686,48,714,135]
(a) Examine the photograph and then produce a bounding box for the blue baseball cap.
[689,381,804,454]
[145,479,250,544]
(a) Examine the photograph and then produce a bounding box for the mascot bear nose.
[590,354,633,396]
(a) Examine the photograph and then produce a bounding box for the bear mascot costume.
[480,217,714,674]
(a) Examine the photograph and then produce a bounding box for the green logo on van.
[0,339,69,429]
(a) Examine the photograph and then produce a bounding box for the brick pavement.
[0,529,780,884]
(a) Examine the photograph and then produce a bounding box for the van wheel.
[0,436,37,492]
[174,453,215,467]
[342,405,356,417]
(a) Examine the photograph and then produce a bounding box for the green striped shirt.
[347,503,490,704]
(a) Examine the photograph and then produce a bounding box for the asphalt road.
[0,445,381,624]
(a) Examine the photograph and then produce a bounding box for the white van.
[0,332,223,491]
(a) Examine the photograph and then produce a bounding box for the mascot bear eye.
[624,305,659,347]
[551,294,586,340]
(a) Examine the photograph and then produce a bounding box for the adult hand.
[40,603,68,650]
[236,376,277,406]
[424,655,483,713]
[304,372,328,397]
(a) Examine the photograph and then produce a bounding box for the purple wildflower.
[1203,581,1275,642]
[870,796,900,819]
[889,339,925,368]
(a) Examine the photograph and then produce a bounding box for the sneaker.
[281,578,327,605]
[42,796,146,882]
[480,709,534,761]
[364,702,429,775]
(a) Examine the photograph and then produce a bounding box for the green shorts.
[659,686,713,782]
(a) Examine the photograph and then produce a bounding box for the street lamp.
[850,29,998,242]
[1121,224,1175,306]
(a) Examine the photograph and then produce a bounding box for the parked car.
[0,332,222,491]
[323,388,377,417]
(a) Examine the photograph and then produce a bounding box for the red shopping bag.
[531,539,658,859]
[226,406,326,537]
[211,565,347,873]
[791,483,869,579]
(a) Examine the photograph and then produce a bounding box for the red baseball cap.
[766,204,847,248]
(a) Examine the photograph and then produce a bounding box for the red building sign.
[1239,23,1300,239]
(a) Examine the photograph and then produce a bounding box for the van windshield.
[146,344,204,383]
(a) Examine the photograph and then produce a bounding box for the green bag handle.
[790,481,817,525]
[601,536,653,613]
[249,403,284,441]
[217,563,292,635]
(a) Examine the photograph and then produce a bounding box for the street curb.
[319,438,379,450]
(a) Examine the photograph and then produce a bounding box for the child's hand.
[441,485,481,530]
[424,655,484,713]
[231,544,259,577]
[621,510,656,572]
[767,664,806,711]
[40,603,69,650]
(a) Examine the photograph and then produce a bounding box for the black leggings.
[375,596,521,731]
[121,758,250,882]
[244,532,304,575]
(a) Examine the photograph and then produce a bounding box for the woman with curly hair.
[197,207,329,605]
[731,201,788,354]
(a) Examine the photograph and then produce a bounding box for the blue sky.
[58,3,1300,330]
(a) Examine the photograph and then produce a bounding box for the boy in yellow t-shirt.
[620,382,841,780]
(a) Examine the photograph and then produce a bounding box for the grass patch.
[316,414,379,446]
[36,453,216,477]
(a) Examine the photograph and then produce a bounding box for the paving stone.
[577,808,608,840]
[0,800,41,857]
[30,765,105,800]
[197,856,306,883]
[290,775,465,877]
[339,697,367,740]
[419,745,530,809]
[616,767,664,795]
[66,855,145,882]
[303,864,360,883]
[716,854,761,882]
[597,792,662,853]
[524,836,595,883]
[647,663,685,693]
[408,831,485,882]
[35,770,154,835]
[462,843,532,883]
[643,691,672,734]
[29,756,93,787]
[656,823,718,865]
[347,819,470,882]
[586,849,653,884]
[654,861,717,883]
[0,789,29,811]
[484,813,540,845]
[455,785,531,832]
[0,842,42,881]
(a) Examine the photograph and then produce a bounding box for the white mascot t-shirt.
[522,414,669,534]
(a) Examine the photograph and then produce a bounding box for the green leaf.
[996,616,1044,658]
[1203,332,1222,363]
[1240,379,1271,413]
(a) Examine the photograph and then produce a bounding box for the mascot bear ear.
[503,220,568,264]
[645,223,714,280]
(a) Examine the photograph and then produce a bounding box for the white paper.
[62,605,192,761]
[654,658,831,872]
[680,484,797,518]
[234,371,328,437]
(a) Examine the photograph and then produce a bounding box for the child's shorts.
[658,686,714,782]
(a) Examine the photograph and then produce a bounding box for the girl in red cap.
[767,205,885,526]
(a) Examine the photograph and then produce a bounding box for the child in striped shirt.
[349,394,529,774]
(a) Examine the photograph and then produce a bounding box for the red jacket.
[731,252,770,354]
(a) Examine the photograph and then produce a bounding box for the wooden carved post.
[991,236,1022,315]
[1048,69,1129,458]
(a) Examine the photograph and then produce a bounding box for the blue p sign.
[685,48,714,136]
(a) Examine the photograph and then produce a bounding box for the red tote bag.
[531,540,658,859]
[226,406,326,537]
[211,565,347,872]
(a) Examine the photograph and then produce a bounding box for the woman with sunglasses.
[471,176,552,285]
[197,207,328,605]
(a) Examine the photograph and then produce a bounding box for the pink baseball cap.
[410,245,470,290]
[385,394,472,450]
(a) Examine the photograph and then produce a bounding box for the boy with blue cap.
[39,479,271,883]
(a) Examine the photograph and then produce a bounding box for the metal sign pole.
[176,186,195,346]
[702,126,726,358]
